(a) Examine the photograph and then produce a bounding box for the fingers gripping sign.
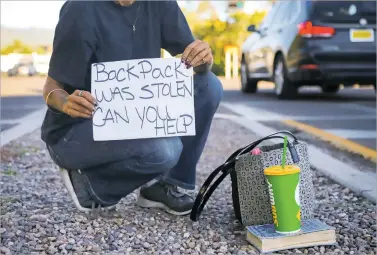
[181,39,213,68]
[62,89,97,119]
[76,90,97,106]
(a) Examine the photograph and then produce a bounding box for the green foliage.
[2,169,17,176]
[1,39,49,55]
[1,39,34,55]
[35,46,49,55]
[184,6,266,76]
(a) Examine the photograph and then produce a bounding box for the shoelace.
[166,184,186,198]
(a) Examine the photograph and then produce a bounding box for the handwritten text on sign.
[91,58,196,141]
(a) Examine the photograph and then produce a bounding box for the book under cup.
[246,219,336,253]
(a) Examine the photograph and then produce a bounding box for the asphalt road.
[1,95,45,132]
[222,86,376,150]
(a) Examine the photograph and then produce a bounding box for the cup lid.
[264,165,300,176]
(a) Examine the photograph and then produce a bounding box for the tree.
[185,8,266,75]
[1,39,33,55]
[35,46,49,55]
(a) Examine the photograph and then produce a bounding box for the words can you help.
[91,58,196,141]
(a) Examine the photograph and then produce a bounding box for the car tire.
[273,55,297,100]
[240,61,258,93]
[322,84,340,94]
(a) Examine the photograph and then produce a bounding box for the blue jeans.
[47,72,223,205]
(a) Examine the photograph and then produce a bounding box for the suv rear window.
[307,1,376,24]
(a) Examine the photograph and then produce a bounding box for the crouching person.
[41,0,223,215]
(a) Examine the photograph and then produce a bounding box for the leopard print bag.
[190,131,315,227]
[231,140,315,226]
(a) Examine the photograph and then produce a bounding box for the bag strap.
[236,133,300,163]
[190,134,298,221]
[266,130,298,142]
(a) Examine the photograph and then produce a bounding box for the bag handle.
[267,130,298,141]
[236,132,299,162]
[237,130,298,157]
[190,133,299,222]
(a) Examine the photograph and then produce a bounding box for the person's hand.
[181,39,213,68]
[62,90,97,118]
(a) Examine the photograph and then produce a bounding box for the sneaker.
[59,168,117,213]
[136,181,194,216]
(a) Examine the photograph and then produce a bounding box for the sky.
[1,1,270,29]
[1,1,65,29]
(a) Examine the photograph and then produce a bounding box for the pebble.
[142,242,151,249]
[219,246,228,253]
[48,246,58,254]
[35,245,44,251]
[29,214,48,222]
[132,244,141,249]
[0,122,376,255]
[87,226,94,234]
[0,247,11,254]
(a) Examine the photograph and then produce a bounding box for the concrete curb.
[1,107,46,147]
[221,103,377,204]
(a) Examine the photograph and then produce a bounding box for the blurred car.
[7,63,37,77]
[241,0,376,99]
[34,61,49,75]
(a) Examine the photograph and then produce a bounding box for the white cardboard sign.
[91,58,195,141]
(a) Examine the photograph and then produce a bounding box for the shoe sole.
[136,194,191,216]
[60,168,116,213]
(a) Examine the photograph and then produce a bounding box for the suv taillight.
[298,21,335,38]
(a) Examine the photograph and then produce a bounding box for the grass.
[0,196,20,215]
[1,169,17,176]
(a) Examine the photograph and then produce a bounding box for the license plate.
[350,29,374,42]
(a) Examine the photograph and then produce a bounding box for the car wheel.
[241,61,258,93]
[322,84,340,94]
[273,55,297,100]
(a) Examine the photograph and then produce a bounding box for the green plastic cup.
[264,165,301,234]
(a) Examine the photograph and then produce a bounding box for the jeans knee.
[207,72,224,109]
[139,138,183,172]
[194,71,223,112]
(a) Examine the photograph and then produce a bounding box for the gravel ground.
[1,119,376,255]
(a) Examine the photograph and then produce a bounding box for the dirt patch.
[1,76,46,97]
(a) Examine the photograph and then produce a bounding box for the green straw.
[282,136,288,169]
